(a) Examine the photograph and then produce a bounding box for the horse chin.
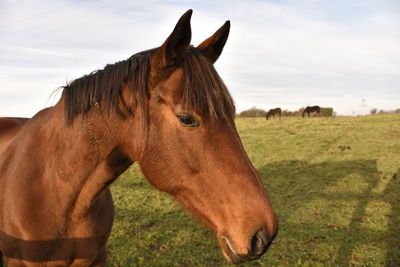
[218,236,246,264]
[219,233,270,264]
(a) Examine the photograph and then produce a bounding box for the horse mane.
[181,47,235,122]
[62,50,152,125]
[62,46,235,125]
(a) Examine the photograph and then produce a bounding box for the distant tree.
[238,107,267,117]
[281,109,294,117]
[378,109,385,114]
[240,107,336,117]
[370,108,377,115]
[295,108,304,117]
[320,107,334,117]
[395,108,400,114]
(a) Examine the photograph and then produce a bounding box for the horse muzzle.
[220,228,277,264]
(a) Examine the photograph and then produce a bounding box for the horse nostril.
[249,230,270,256]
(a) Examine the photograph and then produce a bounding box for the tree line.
[238,107,335,117]
[370,108,400,115]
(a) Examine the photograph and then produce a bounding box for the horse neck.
[23,99,135,217]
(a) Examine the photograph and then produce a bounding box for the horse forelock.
[181,47,235,122]
[62,46,235,125]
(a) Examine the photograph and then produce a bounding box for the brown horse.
[302,105,321,117]
[266,108,281,120]
[0,10,277,266]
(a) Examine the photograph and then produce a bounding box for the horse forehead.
[158,68,184,104]
[163,68,184,88]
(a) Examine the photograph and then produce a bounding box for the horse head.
[131,10,278,264]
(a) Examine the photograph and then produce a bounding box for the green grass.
[2,115,400,266]
[106,114,400,266]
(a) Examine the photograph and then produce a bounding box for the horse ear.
[152,10,192,75]
[197,20,230,63]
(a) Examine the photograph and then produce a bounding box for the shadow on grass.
[102,159,400,266]
[384,168,400,266]
[259,159,400,266]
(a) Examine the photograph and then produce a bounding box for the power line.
[0,0,168,45]
[0,1,80,29]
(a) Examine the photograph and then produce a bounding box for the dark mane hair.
[181,47,235,122]
[62,50,152,125]
[62,47,235,124]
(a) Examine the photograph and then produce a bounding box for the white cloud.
[0,0,399,117]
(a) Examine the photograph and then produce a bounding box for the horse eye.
[177,114,200,128]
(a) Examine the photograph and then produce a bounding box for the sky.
[0,0,399,117]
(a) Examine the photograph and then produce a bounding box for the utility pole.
[361,99,366,116]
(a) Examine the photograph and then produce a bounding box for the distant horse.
[266,108,281,120]
[0,10,277,266]
[302,106,321,117]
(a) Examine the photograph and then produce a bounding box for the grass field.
[106,114,400,266]
[2,115,399,266]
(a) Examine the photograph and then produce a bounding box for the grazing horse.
[302,105,321,117]
[266,108,281,120]
[0,10,278,266]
